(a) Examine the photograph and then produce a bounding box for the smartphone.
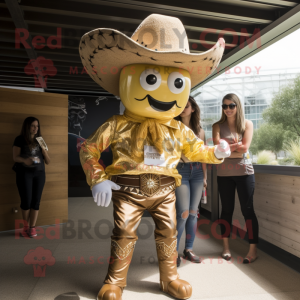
[36,137,48,151]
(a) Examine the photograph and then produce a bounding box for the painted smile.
[134,94,181,112]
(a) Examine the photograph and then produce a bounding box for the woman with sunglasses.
[174,96,207,267]
[212,93,258,264]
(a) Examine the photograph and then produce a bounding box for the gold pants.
[104,175,178,287]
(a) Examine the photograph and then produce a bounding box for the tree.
[250,129,259,155]
[250,123,285,158]
[263,74,300,137]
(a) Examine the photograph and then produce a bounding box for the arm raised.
[181,124,228,164]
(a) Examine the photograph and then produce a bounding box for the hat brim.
[79,29,225,96]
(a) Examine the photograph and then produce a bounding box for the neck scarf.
[123,110,180,157]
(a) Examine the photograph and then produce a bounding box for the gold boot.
[156,241,192,299]
[104,239,136,286]
[160,277,192,299]
[97,284,123,300]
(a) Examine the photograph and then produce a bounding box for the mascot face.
[119,64,191,120]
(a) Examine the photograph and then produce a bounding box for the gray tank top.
[217,121,254,176]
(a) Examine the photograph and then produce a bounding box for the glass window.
[191,28,300,166]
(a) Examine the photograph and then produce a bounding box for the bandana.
[123,110,180,157]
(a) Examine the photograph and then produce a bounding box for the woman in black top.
[12,117,50,237]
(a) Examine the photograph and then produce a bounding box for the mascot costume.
[79,14,230,300]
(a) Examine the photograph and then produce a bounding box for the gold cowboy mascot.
[79,14,230,300]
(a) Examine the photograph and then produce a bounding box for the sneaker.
[21,226,29,237]
[29,227,37,237]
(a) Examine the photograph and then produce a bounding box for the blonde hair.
[214,93,245,134]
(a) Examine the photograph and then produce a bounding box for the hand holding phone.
[36,137,48,151]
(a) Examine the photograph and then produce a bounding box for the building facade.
[192,68,300,145]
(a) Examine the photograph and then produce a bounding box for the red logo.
[15,28,62,49]
[24,246,55,277]
[24,56,57,88]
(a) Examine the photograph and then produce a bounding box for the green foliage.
[256,150,278,165]
[278,157,294,166]
[263,74,300,137]
[250,130,259,155]
[250,123,285,156]
[284,138,300,166]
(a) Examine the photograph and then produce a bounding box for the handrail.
[253,164,300,176]
[209,163,300,222]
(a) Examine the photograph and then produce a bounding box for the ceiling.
[1,0,300,95]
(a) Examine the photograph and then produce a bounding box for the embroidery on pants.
[156,240,177,258]
[111,240,136,260]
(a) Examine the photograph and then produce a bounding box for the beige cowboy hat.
[79,14,225,96]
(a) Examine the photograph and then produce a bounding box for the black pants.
[217,174,259,244]
[16,169,45,210]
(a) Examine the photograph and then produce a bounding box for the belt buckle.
[140,174,160,197]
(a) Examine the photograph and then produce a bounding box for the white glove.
[214,139,231,159]
[92,180,121,207]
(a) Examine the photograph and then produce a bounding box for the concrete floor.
[1,197,300,300]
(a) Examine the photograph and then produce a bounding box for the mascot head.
[79,14,225,120]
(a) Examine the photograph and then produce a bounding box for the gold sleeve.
[79,116,116,189]
[181,125,224,164]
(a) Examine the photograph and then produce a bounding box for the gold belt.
[111,174,175,197]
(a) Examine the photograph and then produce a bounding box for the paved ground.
[1,197,300,300]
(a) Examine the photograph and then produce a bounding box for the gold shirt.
[80,112,223,189]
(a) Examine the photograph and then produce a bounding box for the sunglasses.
[222,104,237,110]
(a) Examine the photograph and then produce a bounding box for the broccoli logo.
[24,56,57,88]
[24,246,55,277]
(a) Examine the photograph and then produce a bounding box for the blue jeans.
[175,162,204,251]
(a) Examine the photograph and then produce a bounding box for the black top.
[13,135,45,172]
